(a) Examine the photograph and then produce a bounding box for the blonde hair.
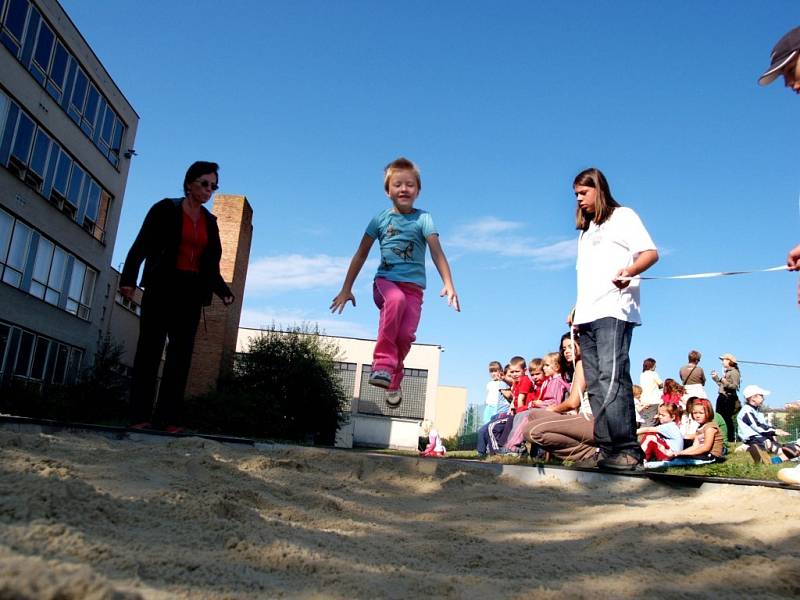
[384,157,421,192]
[545,352,561,373]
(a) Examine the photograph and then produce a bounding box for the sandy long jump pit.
[0,429,799,599]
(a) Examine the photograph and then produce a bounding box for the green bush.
[184,325,349,444]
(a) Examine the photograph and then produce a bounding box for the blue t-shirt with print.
[365,208,437,289]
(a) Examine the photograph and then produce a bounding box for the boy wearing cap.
[737,385,793,463]
[759,27,800,483]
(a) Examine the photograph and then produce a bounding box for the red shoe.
[164,425,185,434]
[129,422,152,430]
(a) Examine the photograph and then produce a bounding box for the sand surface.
[0,428,799,599]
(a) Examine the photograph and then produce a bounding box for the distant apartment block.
[0,0,138,387]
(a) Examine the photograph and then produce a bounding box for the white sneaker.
[369,370,392,389]
[385,389,402,407]
[777,465,800,485]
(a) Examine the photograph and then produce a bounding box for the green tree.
[186,325,348,444]
[784,409,800,440]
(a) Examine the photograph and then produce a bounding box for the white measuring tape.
[618,264,788,281]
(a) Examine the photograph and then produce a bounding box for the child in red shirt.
[488,356,533,452]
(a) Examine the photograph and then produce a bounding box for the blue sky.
[63,1,799,408]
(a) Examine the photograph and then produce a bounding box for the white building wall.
[237,328,442,450]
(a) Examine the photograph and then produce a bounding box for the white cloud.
[245,254,378,295]
[239,307,373,339]
[447,217,576,267]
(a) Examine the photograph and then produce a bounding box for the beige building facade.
[237,328,450,450]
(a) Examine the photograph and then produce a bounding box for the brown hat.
[719,353,737,364]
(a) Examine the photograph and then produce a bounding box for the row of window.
[0,0,126,167]
[0,205,97,320]
[0,89,112,242]
[115,290,141,316]
[0,320,82,385]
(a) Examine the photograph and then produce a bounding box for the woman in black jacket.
[120,161,234,432]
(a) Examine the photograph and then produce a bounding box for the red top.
[175,210,208,272]
[510,375,534,413]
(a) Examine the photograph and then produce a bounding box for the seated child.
[502,358,546,452]
[419,422,446,457]
[479,357,532,456]
[482,360,508,425]
[531,352,571,409]
[680,396,701,446]
[637,404,683,461]
[738,384,798,463]
[674,399,724,462]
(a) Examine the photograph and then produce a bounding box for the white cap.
[743,384,771,399]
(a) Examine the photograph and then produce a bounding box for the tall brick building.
[185,194,252,396]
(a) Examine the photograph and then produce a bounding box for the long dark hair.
[574,167,620,231]
[559,332,576,383]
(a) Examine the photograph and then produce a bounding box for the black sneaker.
[598,452,643,471]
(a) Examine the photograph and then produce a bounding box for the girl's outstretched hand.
[330,291,356,314]
[440,285,460,312]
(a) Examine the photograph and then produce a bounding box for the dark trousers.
[715,392,739,443]
[130,273,202,426]
[578,317,641,459]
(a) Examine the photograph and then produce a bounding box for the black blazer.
[121,198,233,306]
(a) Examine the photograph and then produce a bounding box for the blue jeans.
[578,317,642,459]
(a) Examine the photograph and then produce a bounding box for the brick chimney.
[186,194,253,396]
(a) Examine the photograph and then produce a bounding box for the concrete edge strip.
[1,415,799,494]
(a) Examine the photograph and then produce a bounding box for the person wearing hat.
[758,26,800,293]
[759,27,800,484]
[737,385,794,464]
[710,354,740,443]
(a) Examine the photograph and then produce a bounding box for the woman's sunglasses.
[194,179,219,191]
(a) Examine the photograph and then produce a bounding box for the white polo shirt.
[573,206,656,326]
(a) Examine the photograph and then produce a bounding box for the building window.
[115,291,141,316]
[29,335,50,380]
[0,0,127,167]
[332,361,357,400]
[0,320,83,385]
[0,89,114,242]
[0,206,97,321]
[65,259,95,320]
[45,245,66,305]
[13,329,34,376]
[357,365,426,420]
[0,208,12,262]
[29,16,53,84]
[0,0,29,57]
[46,40,68,101]
[2,218,30,287]
[29,234,53,299]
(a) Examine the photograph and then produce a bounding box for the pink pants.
[373,278,424,391]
